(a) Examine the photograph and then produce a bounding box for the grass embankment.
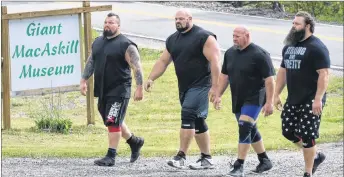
[2,48,343,158]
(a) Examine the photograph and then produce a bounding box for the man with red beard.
[274,11,330,177]
[80,13,145,166]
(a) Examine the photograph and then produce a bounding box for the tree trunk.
[272,1,285,12]
[232,1,244,8]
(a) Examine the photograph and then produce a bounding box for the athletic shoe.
[229,160,244,177]
[128,136,144,163]
[312,152,326,174]
[303,172,311,177]
[189,155,215,170]
[252,157,273,173]
[94,156,115,166]
[167,155,186,169]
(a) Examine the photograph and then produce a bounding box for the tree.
[272,1,285,12]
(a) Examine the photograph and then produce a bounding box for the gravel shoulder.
[2,141,343,177]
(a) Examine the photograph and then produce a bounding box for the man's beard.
[233,44,240,50]
[283,27,306,45]
[176,22,190,32]
[103,29,116,37]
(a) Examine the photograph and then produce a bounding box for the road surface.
[3,1,343,68]
[2,142,343,177]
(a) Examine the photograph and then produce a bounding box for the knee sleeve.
[282,132,301,143]
[238,120,254,144]
[181,119,195,129]
[181,108,198,121]
[251,124,262,143]
[302,138,316,148]
[108,126,121,132]
[195,118,208,134]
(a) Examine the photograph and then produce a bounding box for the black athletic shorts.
[179,86,210,120]
[97,96,129,127]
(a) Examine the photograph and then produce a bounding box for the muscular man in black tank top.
[80,13,145,166]
[144,9,221,170]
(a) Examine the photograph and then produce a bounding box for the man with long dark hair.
[274,11,330,177]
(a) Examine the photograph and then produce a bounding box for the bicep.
[277,67,286,79]
[160,49,172,65]
[313,48,331,70]
[203,35,220,63]
[220,73,229,80]
[316,68,329,76]
[221,54,228,75]
[125,44,141,67]
[264,76,274,83]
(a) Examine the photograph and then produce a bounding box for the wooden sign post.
[1,1,111,129]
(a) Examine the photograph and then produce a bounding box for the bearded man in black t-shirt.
[144,8,221,170]
[274,11,330,177]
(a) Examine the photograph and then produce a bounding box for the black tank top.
[92,34,137,99]
[166,25,216,93]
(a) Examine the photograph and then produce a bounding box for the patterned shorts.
[281,99,324,140]
[98,96,129,127]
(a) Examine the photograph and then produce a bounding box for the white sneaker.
[189,156,215,170]
[167,155,186,169]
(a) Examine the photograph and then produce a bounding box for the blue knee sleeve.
[251,124,262,143]
[195,118,208,134]
[238,120,254,144]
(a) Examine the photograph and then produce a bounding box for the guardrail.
[93,27,344,71]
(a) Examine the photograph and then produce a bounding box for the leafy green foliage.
[29,91,73,134]
[34,117,72,134]
[281,1,343,24]
[219,1,343,24]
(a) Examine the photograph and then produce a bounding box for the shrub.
[30,90,73,134]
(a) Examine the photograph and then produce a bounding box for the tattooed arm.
[125,44,144,101]
[125,45,144,87]
[80,53,94,96]
[82,53,95,80]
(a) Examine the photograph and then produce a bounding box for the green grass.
[2,48,343,158]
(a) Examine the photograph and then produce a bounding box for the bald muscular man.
[213,26,274,176]
[144,9,221,170]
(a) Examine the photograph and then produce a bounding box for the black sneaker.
[303,172,311,177]
[94,156,115,166]
[128,136,144,163]
[229,160,244,177]
[312,152,326,174]
[252,157,273,173]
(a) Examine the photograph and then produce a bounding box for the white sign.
[9,14,81,91]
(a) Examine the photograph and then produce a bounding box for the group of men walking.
[80,8,330,177]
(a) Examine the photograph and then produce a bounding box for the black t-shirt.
[166,25,216,93]
[222,43,275,113]
[92,34,137,99]
[281,35,330,105]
